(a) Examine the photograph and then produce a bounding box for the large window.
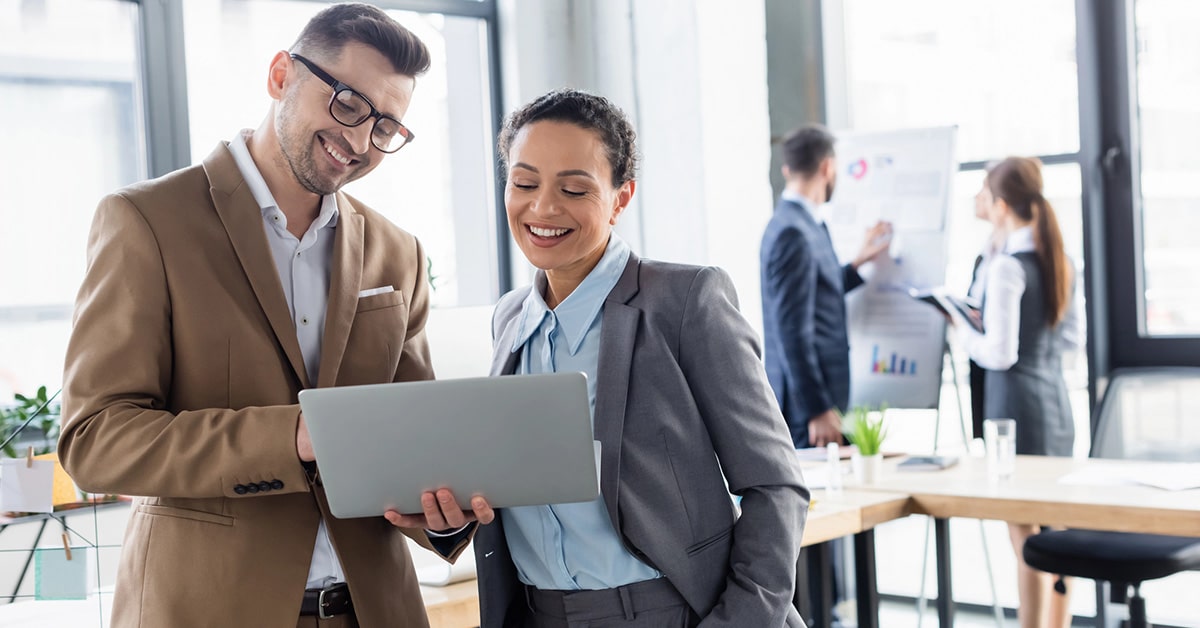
[0,0,146,399]
[826,0,1096,616]
[828,0,1080,163]
[827,1,1200,622]
[182,0,500,308]
[826,0,1090,448]
[1133,0,1200,335]
[0,0,501,404]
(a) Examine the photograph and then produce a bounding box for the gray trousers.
[523,578,698,628]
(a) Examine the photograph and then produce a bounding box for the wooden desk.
[864,455,1200,535]
[797,490,912,628]
[421,580,480,628]
[856,455,1200,627]
[801,490,912,547]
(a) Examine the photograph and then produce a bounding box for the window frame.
[1083,0,1200,374]
[805,0,1200,425]
[138,0,510,295]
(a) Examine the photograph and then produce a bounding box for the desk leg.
[1095,580,1112,628]
[934,518,954,627]
[815,543,834,628]
[797,543,835,628]
[853,530,879,628]
[7,519,49,604]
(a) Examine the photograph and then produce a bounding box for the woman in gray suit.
[951,156,1083,628]
[472,89,809,628]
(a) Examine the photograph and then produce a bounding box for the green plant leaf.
[1,387,63,456]
[841,405,888,456]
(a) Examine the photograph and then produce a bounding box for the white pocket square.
[358,286,395,298]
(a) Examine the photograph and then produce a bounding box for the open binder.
[908,287,984,333]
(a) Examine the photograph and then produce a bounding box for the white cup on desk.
[984,418,1017,481]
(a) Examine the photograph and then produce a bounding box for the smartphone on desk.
[897,455,959,471]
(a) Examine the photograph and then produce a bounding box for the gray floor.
[879,599,1005,628]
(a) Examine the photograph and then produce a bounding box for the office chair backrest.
[1090,367,1200,461]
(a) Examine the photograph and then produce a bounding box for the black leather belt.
[300,582,353,619]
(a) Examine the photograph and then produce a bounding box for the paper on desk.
[35,547,89,600]
[1058,462,1200,492]
[797,464,853,490]
[417,545,477,586]
[0,458,55,513]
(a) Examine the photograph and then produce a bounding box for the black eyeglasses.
[289,53,414,153]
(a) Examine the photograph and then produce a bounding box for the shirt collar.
[510,233,632,356]
[228,130,339,230]
[1003,225,1036,255]
[780,189,825,225]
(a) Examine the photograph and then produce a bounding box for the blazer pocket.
[686,526,733,556]
[139,504,235,526]
[356,290,405,313]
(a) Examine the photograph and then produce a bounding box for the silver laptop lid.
[297,372,598,518]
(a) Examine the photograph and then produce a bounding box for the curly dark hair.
[498,88,639,187]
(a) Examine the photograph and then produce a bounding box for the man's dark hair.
[498,88,639,187]
[292,2,431,77]
[781,124,836,178]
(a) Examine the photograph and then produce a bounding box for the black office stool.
[1023,529,1200,628]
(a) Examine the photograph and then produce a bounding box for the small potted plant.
[0,386,61,458]
[843,405,888,484]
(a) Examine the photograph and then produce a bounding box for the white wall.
[497,0,774,332]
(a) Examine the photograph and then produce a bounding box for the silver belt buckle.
[318,585,336,620]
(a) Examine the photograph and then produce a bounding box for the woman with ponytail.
[953,156,1084,628]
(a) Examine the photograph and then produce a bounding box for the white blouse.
[955,227,1084,371]
[967,233,1002,302]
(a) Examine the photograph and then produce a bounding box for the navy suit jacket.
[760,198,863,449]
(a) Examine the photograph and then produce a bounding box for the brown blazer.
[59,142,465,627]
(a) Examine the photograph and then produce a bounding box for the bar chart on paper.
[870,345,918,376]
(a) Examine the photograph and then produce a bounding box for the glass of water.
[984,418,1017,481]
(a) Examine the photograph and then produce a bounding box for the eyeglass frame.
[288,53,415,153]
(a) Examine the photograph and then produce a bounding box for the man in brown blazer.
[59,4,490,627]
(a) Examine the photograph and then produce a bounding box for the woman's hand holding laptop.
[383,489,495,532]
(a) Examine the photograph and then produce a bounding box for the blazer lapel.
[490,300,524,376]
[594,253,641,533]
[317,193,364,388]
[203,144,310,389]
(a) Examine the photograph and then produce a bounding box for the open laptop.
[297,372,599,518]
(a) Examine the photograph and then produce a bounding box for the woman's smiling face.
[504,120,633,283]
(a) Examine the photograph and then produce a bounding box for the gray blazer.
[473,252,809,627]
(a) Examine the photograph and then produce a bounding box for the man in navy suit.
[760,124,892,627]
[761,124,892,449]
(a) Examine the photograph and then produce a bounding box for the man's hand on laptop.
[384,489,495,532]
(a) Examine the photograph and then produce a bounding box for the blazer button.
[270,480,284,490]
[234,484,248,495]
[246,483,260,494]
[258,481,272,492]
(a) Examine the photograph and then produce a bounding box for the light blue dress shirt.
[501,234,663,591]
